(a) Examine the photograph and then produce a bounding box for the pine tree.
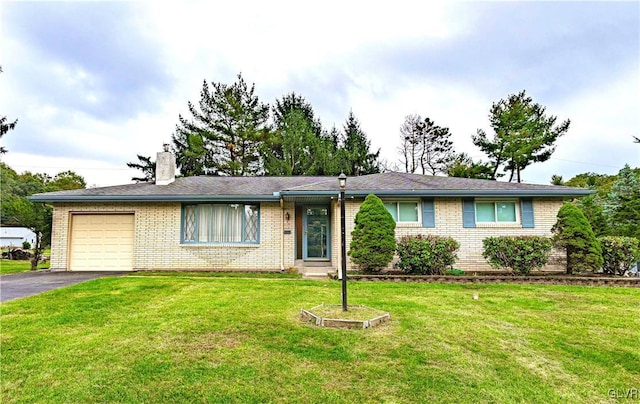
[126,155,156,182]
[172,73,270,176]
[446,153,494,180]
[473,90,570,182]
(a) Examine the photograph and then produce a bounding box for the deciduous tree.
[399,114,422,174]
[398,114,455,175]
[1,163,85,270]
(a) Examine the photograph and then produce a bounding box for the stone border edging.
[346,274,640,287]
[300,304,391,329]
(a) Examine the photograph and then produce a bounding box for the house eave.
[29,187,593,203]
[280,189,594,198]
[28,194,281,203]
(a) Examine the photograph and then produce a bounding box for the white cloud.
[2,1,638,187]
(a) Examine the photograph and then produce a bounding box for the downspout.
[280,197,285,271]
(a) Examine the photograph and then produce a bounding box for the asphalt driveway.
[0,271,126,302]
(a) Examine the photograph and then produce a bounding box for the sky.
[1,1,639,188]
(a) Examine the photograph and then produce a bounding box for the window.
[475,201,517,223]
[182,203,259,243]
[384,201,420,223]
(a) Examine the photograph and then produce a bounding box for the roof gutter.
[280,189,594,198]
[27,194,282,203]
[29,188,593,203]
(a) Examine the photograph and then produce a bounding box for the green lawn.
[0,259,49,275]
[1,276,639,403]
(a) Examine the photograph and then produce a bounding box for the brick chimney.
[155,144,176,185]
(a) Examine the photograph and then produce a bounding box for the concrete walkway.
[0,271,126,302]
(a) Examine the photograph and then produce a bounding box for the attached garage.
[69,214,134,271]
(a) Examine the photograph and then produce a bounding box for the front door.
[303,206,330,260]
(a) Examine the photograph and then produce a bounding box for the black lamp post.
[338,172,348,311]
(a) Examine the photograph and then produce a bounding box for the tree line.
[129,74,576,184]
[553,166,640,241]
[0,164,86,269]
[129,74,380,181]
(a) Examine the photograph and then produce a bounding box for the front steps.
[295,260,336,280]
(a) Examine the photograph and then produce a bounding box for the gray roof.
[29,172,592,202]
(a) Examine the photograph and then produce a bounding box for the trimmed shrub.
[22,241,31,250]
[552,203,603,274]
[599,236,640,276]
[482,236,552,275]
[396,235,460,275]
[348,194,396,273]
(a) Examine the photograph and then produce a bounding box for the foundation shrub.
[599,236,640,276]
[396,235,460,275]
[349,194,396,273]
[482,236,552,275]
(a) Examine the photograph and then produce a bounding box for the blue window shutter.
[462,198,476,228]
[521,198,535,228]
[422,198,435,228]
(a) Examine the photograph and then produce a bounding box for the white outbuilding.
[0,227,36,248]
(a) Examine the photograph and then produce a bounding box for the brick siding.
[50,197,564,272]
[50,202,285,271]
[331,197,565,273]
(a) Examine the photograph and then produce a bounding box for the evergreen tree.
[126,155,156,183]
[446,153,494,180]
[552,203,603,274]
[576,195,609,237]
[263,109,316,176]
[550,175,564,185]
[563,171,617,236]
[309,126,343,176]
[348,194,396,273]
[604,165,640,239]
[172,73,270,176]
[341,111,380,176]
[272,92,322,136]
[473,90,570,182]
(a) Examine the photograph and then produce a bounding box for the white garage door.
[70,214,134,271]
